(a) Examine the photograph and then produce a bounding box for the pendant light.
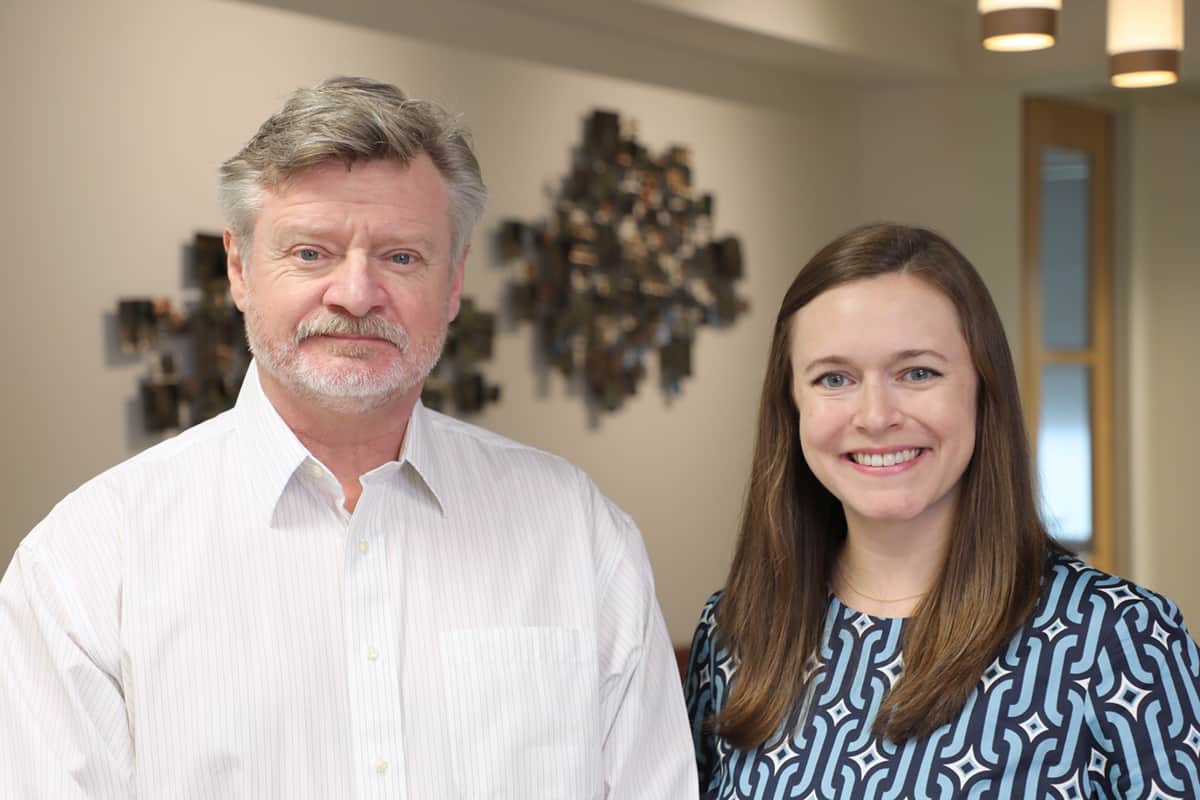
[1108,0,1184,88]
[979,0,1062,52]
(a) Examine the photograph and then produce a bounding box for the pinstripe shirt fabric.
[0,365,697,799]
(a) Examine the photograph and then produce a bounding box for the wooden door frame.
[1022,97,1114,571]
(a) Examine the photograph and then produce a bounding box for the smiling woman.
[684,223,1200,798]
[790,272,978,556]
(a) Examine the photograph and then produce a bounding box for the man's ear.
[225,229,249,312]
[447,243,469,322]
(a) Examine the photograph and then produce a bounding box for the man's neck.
[257,365,417,512]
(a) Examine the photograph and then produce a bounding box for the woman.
[685,223,1200,798]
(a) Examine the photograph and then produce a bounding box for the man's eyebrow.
[269,224,436,251]
[268,222,339,243]
[801,349,948,374]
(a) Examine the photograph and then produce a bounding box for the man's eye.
[816,373,848,389]
[391,252,414,266]
[296,248,321,262]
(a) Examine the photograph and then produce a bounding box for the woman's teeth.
[851,448,921,467]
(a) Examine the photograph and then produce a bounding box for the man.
[0,76,696,798]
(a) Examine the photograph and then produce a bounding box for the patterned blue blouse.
[686,555,1200,799]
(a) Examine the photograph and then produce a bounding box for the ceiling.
[238,0,1199,108]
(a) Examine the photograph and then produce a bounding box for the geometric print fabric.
[686,555,1200,798]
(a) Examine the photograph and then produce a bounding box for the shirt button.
[306,462,323,478]
[357,539,369,554]
[366,645,379,661]
[375,759,388,774]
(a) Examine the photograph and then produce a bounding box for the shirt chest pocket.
[438,626,603,799]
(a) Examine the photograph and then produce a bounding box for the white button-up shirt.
[0,366,697,799]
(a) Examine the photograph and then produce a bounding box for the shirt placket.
[341,482,406,799]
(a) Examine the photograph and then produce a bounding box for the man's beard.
[243,291,447,414]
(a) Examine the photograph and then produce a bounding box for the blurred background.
[2,0,1197,645]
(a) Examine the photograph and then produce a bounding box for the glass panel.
[1040,147,1091,350]
[1037,364,1093,550]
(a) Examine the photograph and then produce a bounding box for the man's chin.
[264,361,413,411]
[251,341,436,413]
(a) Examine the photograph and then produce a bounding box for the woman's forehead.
[790,275,965,357]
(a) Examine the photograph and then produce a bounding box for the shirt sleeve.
[1085,591,1200,798]
[684,593,722,796]
[0,501,133,798]
[589,481,698,799]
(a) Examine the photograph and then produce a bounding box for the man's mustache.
[294,313,409,350]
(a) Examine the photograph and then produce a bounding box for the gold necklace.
[838,568,928,605]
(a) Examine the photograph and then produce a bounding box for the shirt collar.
[234,363,449,525]
[396,398,449,517]
[233,363,314,527]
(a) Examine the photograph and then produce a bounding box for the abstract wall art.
[497,109,748,416]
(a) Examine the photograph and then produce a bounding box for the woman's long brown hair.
[714,223,1065,745]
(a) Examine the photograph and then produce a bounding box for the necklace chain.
[838,568,928,605]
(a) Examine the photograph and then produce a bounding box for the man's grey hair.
[219,76,487,263]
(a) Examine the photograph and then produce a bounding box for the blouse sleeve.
[1085,590,1200,797]
[684,592,723,795]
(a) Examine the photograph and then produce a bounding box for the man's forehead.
[255,155,451,233]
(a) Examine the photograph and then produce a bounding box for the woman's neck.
[833,513,952,619]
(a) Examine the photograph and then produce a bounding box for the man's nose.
[323,252,386,318]
[853,380,903,434]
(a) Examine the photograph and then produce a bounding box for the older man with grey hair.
[0,76,696,798]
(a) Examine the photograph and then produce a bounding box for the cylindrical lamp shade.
[1108,0,1184,87]
[979,0,1062,51]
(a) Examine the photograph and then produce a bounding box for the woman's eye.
[816,373,848,389]
[906,367,939,382]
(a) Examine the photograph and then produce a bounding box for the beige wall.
[1123,100,1200,622]
[857,88,1025,345]
[0,0,861,643]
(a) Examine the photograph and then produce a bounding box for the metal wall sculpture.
[498,109,748,414]
[419,296,501,415]
[116,233,499,434]
[116,233,249,432]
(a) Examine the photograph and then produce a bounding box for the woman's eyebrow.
[802,355,853,374]
[802,349,948,375]
[894,348,948,363]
